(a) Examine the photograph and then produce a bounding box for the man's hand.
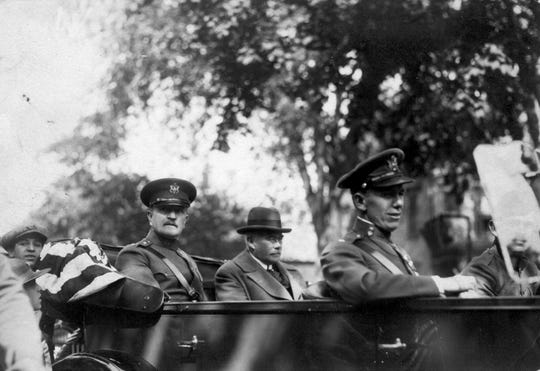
[458,290,483,298]
[433,275,477,293]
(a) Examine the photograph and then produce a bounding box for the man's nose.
[27,243,36,251]
[393,195,404,208]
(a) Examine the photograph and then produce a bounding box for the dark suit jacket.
[115,230,206,301]
[321,218,439,304]
[214,250,305,301]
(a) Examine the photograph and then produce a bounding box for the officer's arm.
[115,247,160,289]
[321,243,440,303]
[214,266,249,301]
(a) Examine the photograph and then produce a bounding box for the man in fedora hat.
[214,207,305,301]
[116,178,206,301]
[321,148,477,303]
[1,225,48,269]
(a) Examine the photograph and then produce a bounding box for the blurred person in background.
[215,206,305,301]
[0,254,46,371]
[8,258,52,369]
[460,220,540,297]
[459,221,540,369]
[1,226,47,270]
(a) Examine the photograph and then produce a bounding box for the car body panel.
[79,298,540,371]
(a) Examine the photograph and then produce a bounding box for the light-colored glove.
[432,275,477,294]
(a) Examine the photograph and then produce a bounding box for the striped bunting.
[35,238,124,303]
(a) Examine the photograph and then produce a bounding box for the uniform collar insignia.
[342,231,360,243]
[169,183,180,194]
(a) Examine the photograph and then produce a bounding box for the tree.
[33,112,246,257]
[33,170,149,245]
[33,168,245,259]
[82,0,538,250]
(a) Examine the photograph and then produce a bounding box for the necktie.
[390,243,419,276]
[267,265,290,288]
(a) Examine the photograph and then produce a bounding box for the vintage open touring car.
[40,242,540,371]
[50,280,540,371]
[45,142,540,371]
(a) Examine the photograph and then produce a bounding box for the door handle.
[378,338,407,350]
[178,335,205,351]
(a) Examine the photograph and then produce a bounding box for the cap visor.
[151,200,187,207]
[372,176,414,188]
[16,230,47,244]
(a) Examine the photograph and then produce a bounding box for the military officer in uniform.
[215,207,305,301]
[116,178,206,301]
[321,148,477,303]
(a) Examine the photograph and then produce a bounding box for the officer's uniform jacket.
[116,230,206,301]
[461,243,540,296]
[215,249,305,301]
[321,218,440,304]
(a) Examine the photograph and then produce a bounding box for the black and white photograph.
[1,0,539,370]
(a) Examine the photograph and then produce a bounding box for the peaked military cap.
[337,148,413,191]
[237,207,292,234]
[0,225,47,252]
[141,178,197,208]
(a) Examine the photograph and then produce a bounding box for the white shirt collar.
[249,251,272,270]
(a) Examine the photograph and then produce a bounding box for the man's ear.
[146,209,153,226]
[352,192,367,212]
[246,236,255,251]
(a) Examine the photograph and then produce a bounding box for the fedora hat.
[237,207,292,234]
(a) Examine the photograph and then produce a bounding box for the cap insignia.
[387,155,399,172]
[170,183,180,194]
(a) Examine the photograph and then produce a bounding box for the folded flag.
[35,238,124,303]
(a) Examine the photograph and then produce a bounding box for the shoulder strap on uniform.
[137,239,152,248]
[360,240,404,275]
[145,246,201,301]
[175,248,205,284]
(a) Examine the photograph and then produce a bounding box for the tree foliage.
[35,0,540,252]
[81,0,538,248]
[33,170,149,245]
[33,169,245,258]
